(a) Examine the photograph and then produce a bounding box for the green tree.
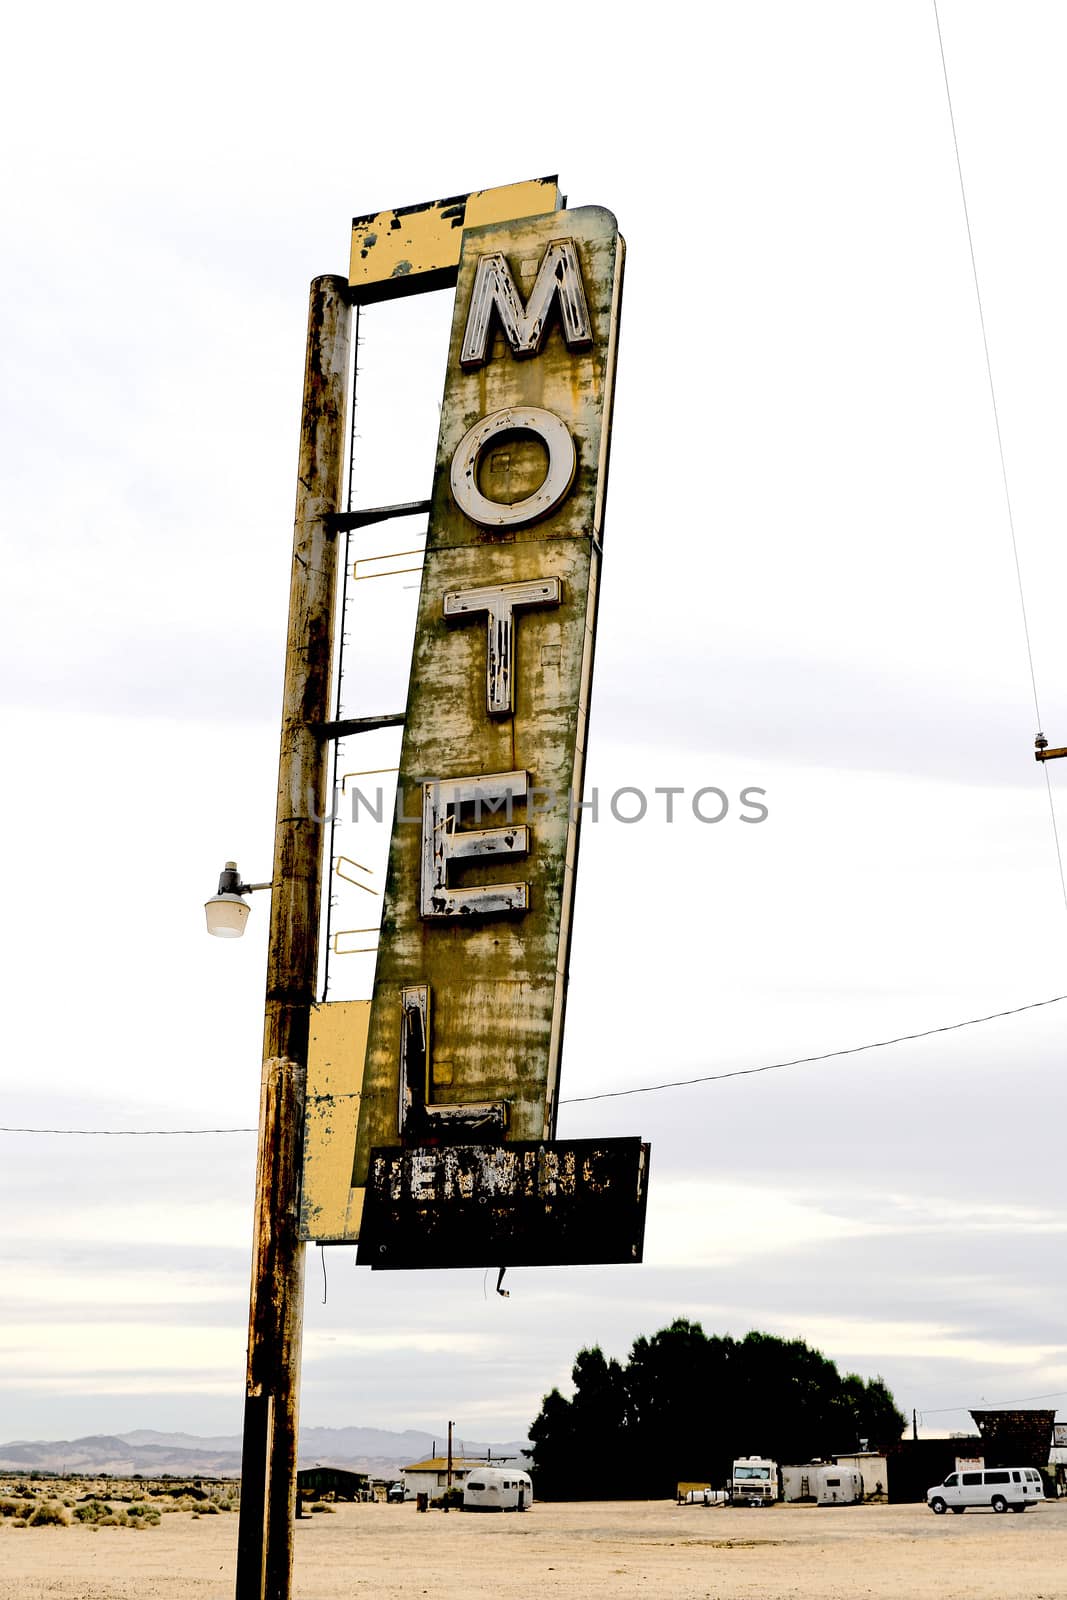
[529,1321,905,1499]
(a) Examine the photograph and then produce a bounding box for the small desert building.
[401,1456,488,1499]
[297,1467,369,1501]
[833,1451,888,1500]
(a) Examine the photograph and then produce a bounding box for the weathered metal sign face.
[299,202,627,1247]
[305,206,623,1246]
[357,1139,649,1269]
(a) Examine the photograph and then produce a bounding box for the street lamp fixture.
[204,861,272,939]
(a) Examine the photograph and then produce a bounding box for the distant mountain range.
[0,1426,531,1479]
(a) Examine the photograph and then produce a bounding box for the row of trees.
[528,1319,905,1499]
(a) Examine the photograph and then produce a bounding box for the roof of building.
[403,1457,488,1474]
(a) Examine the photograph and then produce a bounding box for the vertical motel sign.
[302,183,648,1268]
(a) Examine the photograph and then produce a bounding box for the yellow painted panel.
[349,178,562,302]
[299,999,370,1242]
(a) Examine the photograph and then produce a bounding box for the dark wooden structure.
[296,1467,369,1502]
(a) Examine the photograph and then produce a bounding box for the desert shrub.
[73,1501,110,1524]
[309,1502,335,1514]
[0,1499,20,1518]
[196,1500,219,1515]
[28,1502,70,1527]
[12,1518,26,1528]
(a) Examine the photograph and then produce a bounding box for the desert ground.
[2,1490,1066,1600]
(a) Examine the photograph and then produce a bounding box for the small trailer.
[462,1467,533,1512]
[782,1464,864,1504]
[816,1467,863,1505]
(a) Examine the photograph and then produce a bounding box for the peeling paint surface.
[357,1138,649,1268]
[349,178,562,303]
[299,1000,369,1242]
[348,207,625,1206]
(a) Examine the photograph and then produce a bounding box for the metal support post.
[235,274,352,1600]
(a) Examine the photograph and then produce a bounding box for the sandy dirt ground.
[2,1498,1066,1600]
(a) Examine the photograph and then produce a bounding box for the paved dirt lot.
[2,1497,1066,1600]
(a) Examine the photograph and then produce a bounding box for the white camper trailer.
[782,1464,864,1504]
[462,1467,533,1512]
[816,1467,863,1505]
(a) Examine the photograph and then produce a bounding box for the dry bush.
[73,1500,111,1524]
[309,1502,336,1514]
[28,1502,70,1527]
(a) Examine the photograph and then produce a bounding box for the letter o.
[692,787,729,823]
[450,407,577,529]
[610,786,647,824]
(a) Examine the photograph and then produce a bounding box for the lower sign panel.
[356,1138,650,1269]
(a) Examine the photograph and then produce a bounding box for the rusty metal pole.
[235,275,351,1600]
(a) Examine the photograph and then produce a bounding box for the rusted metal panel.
[356,1139,649,1269]
[349,178,562,302]
[348,206,625,1205]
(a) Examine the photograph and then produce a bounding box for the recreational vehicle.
[728,1456,779,1506]
[462,1467,533,1512]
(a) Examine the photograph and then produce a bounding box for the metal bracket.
[327,500,431,532]
[314,713,406,740]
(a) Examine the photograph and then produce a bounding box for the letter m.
[460,239,592,369]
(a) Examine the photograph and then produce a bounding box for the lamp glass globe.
[205,893,250,938]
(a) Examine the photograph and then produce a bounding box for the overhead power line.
[932,0,1067,914]
[0,1123,258,1136]
[559,992,1067,1105]
[921,1389,1067,1417]
[2,992,1065,1133]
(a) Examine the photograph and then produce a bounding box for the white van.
[927,1467,1044,1514]
[462,1467,533,1512]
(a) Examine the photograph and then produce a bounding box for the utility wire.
[559,992,1067,1105]
[933,0,1040,727]
[4,992,1064,1132]
[921,1389,1067,1416]
[933,0,1067,913]
[0,1124,257,1136]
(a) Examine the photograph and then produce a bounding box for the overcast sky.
[2,0,1067,1449]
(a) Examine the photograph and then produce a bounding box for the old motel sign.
[301,185,648,1266]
